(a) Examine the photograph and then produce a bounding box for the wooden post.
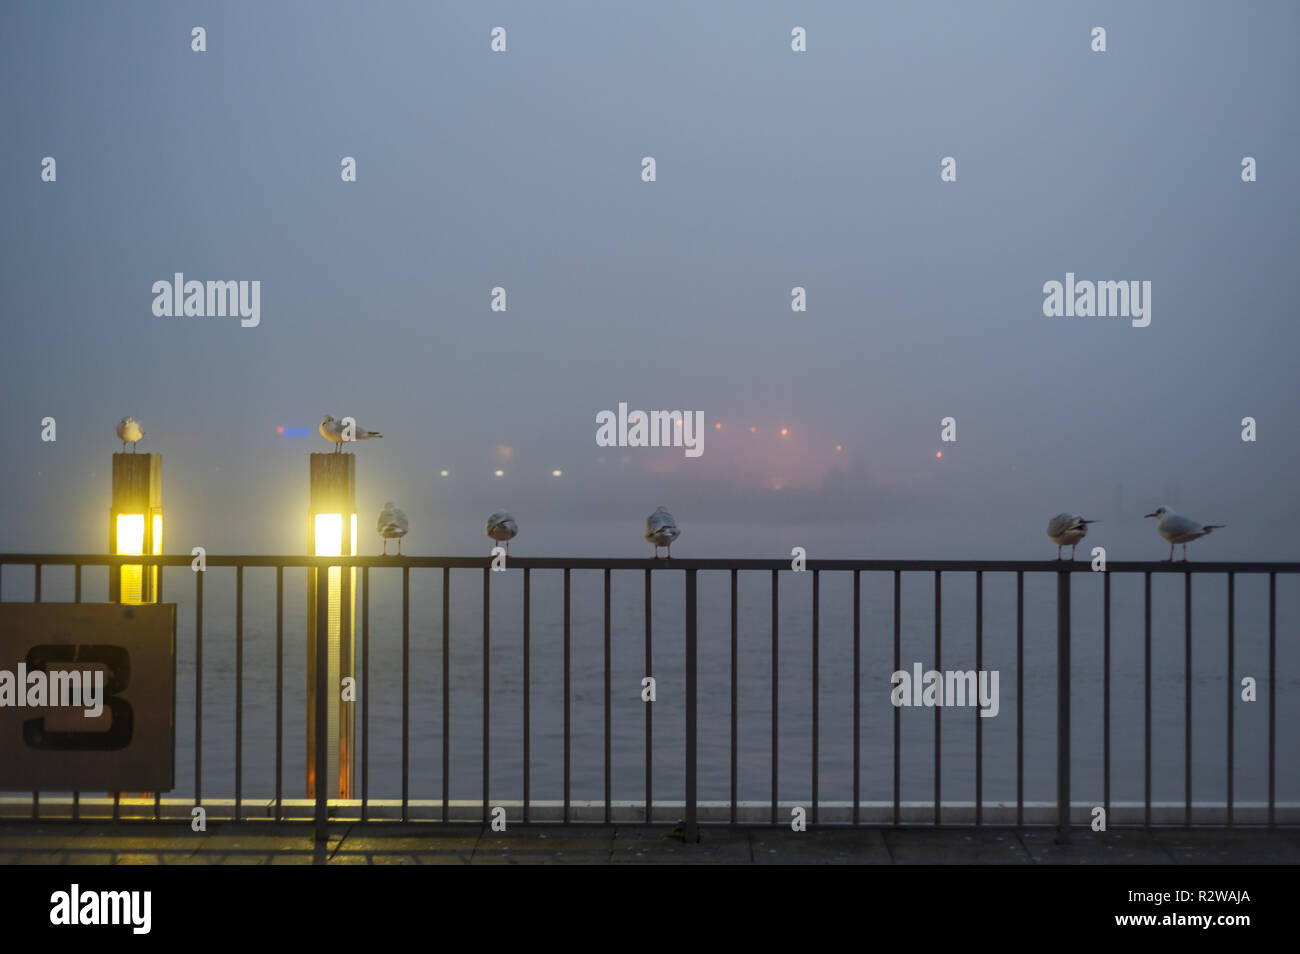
[109,453,161,603]
[307,453,356,800]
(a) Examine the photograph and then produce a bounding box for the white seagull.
[645,506,681,558]
[116,417,144,453]
[377,502,408,555]
[486,510,518,554]
[1145,506,1224,562]
[320,415,383,453]
[1046,513,1096,560]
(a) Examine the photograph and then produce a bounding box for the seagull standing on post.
[377,502,408,555]
[1145,506,1224,562]
[1046,513,1095,560]
[320,415,383,453]
[645,506,681,559]
[116,417,144,453]
[486,510,518,555]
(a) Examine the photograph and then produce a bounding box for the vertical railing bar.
[730,569,738,825]
[771,568,779,825]
[893,570,901,826]
[1226,573,1234,828]
[275,565,283,822]
[442,567,450,824]
[402,566,410,822]
[975,570,983,827]
[313,566,328,841]
[30,559,40,832]
[1268,572,1276,830]
[1056,569,1071,844]
[74,563,81,821]
[852,569,860,827]
[32,557,41,818]
[235,565,243,821]
[684,568,698,844]
[1184,572,1192,828]
[195,567,203,809]
[525,567,532,824]
[933,571,941,826]
[361,565,369,823]
[563,567,571,823]
[483,566,490,828]
[811,569,819,826]
[645,568,653,824]
[1016,570,1024,827]
[602,568,609,824]
[1104,572,1111,822]
[1144,571,1152,829]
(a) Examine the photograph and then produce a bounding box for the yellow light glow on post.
[314,513,343,557]
[117,513,145,604]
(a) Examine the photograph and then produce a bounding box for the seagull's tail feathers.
[360,431,383,440]
[1202,524,1225,532]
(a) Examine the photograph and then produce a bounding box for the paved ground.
[2,822,1298,864]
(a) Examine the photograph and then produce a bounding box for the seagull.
[320,415,383,453]
[1046,513,1096,560]
[1145,506,1224,562]
[116,417,144,453]
[486,510,518,554]
[377,502,408,555]
[645,506,681,558]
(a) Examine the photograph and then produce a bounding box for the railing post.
[314,564,330,843]
[684,568,698,843]
[1056,569,1071,844]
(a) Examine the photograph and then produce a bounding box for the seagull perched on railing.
[486,510,518,554]
[645,506,681,559]
[1145,506,1224,562]
[1046,513,1095,560]
[116,417,144,453]
[320,415,383,453]
[377,502,408,555]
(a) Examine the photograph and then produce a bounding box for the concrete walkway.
[2,822,1298,864]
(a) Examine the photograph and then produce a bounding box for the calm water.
[6,558,1298,809]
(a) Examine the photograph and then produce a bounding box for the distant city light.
[494,469,504,477]
[277,425,310,438]
[552,469,562,477]
[439,469,449,477]
[780,428,789,437]
[714,422,722,429]
[836,444,843,452]
[936,451,943,459]
[749,426,757,433]
[277,425,284,434]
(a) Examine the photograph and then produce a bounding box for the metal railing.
[1,554,1296,842]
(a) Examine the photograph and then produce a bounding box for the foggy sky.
[2,0,1298,559]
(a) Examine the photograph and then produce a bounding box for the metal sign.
[0,603,175,792]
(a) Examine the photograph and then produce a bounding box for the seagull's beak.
[1143,512,1157,518]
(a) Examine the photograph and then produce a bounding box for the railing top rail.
[1,554,1298,573]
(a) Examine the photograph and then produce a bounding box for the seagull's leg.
[1164,543,1174,562]
[1182,544,1189,563]
[398,539,402,556]
[1071,543,1078,560]
[382,540,388,556]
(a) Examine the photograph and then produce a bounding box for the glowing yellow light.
[780,428,789,437]
[116,514,145,604]
[315,513,343,556]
